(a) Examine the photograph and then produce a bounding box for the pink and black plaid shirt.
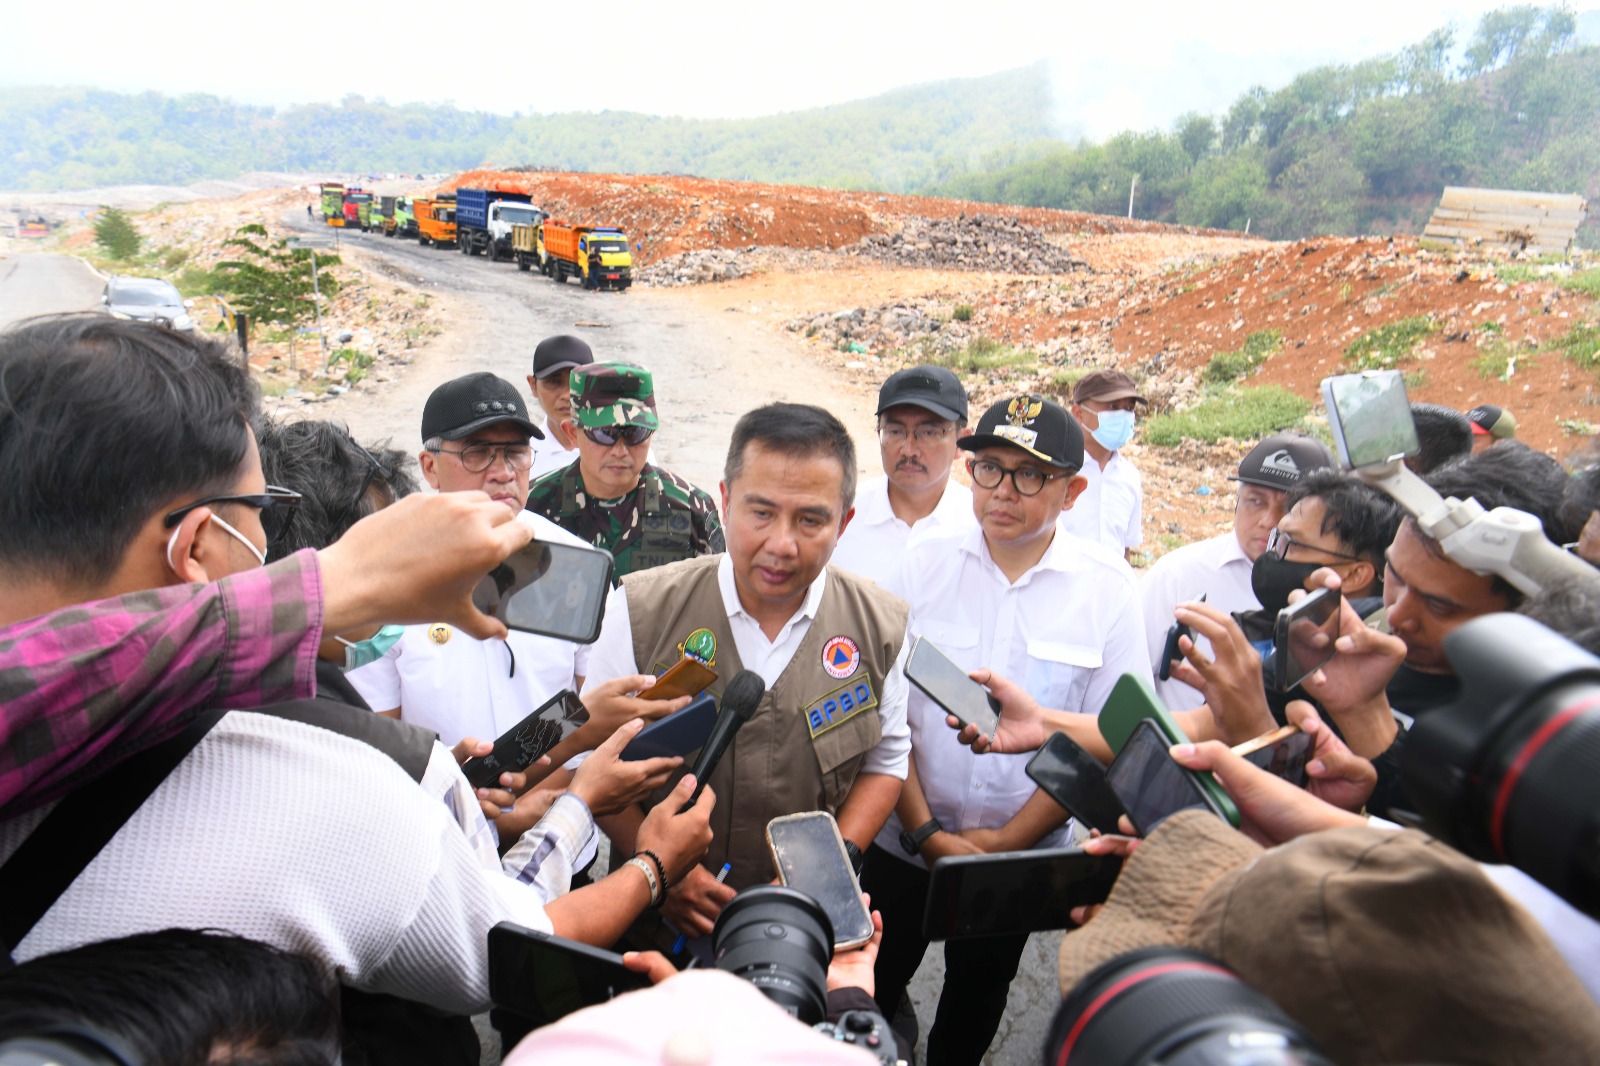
[0,551,324,815]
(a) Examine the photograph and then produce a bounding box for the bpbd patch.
[806,675,877,738]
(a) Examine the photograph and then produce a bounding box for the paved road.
[0,253,104,329]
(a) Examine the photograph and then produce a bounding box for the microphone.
[679,669,765,812]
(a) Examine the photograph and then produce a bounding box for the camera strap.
[0,709,227,969]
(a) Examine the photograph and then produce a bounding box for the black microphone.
[679,669,765,812]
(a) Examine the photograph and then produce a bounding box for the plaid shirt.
[0,551,323,815]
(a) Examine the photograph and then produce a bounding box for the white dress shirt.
[830,475,976,586]
[1060,450,1143,551]
[528,425,579,482]
[347,512,591,745]
[1138,531,1260,711]
[581,555,911,778]
[875,526,1151,867]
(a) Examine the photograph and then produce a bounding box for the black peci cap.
[421,372,543,442]
[959,394,1084,470]
[531,335,595,379]
[876,365,969,423]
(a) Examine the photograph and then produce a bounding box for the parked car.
[102,277,195,331]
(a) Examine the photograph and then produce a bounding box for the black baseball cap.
[531,335,594,379]
[1230,433,1332,491]
[959,394,1084,470]
[421,372,543,442]
[876,365,968,423]
[1466,403,1517,440]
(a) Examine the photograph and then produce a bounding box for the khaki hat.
[1467,403,1517,440]
[1060,811,1600,1065]
[1072,368,1146,406]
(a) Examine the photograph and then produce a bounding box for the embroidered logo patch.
[677,627,717,666]
[428,624,451,645]
[806,676,877,738]
[821,635,861,680]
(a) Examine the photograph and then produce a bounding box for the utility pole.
[288,235,332,372]
[1128,174,1139,219]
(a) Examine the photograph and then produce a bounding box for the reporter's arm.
[961,788,1070,852]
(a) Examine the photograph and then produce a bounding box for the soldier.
[524,362,723,582]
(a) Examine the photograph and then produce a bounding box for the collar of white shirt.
[955,522,1116,585]
[716,553,828,645]
[855,474,972,529]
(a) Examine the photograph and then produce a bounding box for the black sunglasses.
[163,485,303,543]
[582,424,653,447]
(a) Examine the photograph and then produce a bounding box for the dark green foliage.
[1203,330,1283,383]
[1144,386,1311,446]
[214,225,340,355]
[1344,316,1438,370]
[92,206,140,259]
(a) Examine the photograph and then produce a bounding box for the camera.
[1403,613,1600,918]
[713,885,901,1065]
[1047,947,1333,1065]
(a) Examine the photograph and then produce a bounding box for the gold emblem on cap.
[428,624,452,645]
[1006,396,1042,426]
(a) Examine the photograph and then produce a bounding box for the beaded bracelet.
[635,849,669,908]
[624,856,661,907]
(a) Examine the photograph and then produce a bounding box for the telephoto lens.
[1404,613,1600,918]
[1046,947,1334,1066]
[712,885,834,1026]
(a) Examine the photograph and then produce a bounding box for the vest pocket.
[811,706,883,812]
[1024,640,1103,713]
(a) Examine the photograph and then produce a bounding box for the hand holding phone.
[767,811,874,950]
[1025,732,1127,834]
[471,540,614,644]
[638,657,718,702]
[1105,718,1241,833]
[921,848,1123,940]
[487,922,649,1028]
[906,637,1000,736]
[619,693,718,761]
[1158,593,1207,682]
[1232,724,1313,787]
[462,690,590,789]
[1272,586,1341,693]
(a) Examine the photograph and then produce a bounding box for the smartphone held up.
[471,539,615,645]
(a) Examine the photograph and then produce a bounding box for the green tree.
[214,224,339,362]
[92,206,140,259]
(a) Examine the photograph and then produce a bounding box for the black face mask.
[1251,553,1323,614]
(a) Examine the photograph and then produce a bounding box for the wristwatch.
[842,839,865,876]
[899,817,943,856]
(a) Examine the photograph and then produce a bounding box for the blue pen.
[672,862,732,954]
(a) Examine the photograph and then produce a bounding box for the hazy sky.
[4,0,1549,137]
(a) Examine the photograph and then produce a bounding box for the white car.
[102,276,195,332]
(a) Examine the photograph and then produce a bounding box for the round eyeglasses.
[967,458,1068,497]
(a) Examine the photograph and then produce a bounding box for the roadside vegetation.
[1144,385,1311,446]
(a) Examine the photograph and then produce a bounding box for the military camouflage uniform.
[525,460,724,581]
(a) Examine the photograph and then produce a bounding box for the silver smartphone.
[766,811,874,950]
[1321,371,1420,470]
[471,540,614,644]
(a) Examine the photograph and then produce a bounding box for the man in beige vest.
[581,403,911,940]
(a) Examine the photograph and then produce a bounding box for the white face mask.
[166,511,266,575]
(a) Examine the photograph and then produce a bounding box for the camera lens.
[712,885,833,1026]
[1048,947,1333,1066]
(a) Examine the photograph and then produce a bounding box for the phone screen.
[905,637,999,735]
[619,692,718,762]
[462,690,590,789]
[1025,732,1128,834]
[1322,371,1420,469]
[921,848,1123,940]
[767,812,875,949]
[472,540,614,645]
[1241,728,1314,787]
[487,923,648,1028]
[1104,719,1221,835]
[1273,587,1341,693]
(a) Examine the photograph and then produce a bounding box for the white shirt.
[582,555,911,778]
[347,512,591,745]
[876,526,1152,867]
[0,712,562,1014]
[830,475,976,586]
[1138,531,1260,711]
[1060,450,1143,551]
[529,425,579,482]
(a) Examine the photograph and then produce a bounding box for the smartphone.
[1321,371,1420,470]
[1106,719,1240,833]
[472,540,614,645]
[920,848,1124,940]
[766,811,875,950]
[1025,732,1128,834]
[461,689,589,789]
[1157,590,1209,683]
[486,922,648,1029]
[637,657,718,702]
[1271,586,1341,693]
[904,637,1000,735]
[1232,724,1314,787]
[619,693,717,761]
[1097,672,1240,823]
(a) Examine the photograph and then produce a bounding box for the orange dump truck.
[414,196,458,248]
[515,220,632,290]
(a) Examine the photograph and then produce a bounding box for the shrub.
[1144,385,1310,446]
[929,336,1035,373]
[1202,329,1283,384]
[1343,316,1436,371]
[952,304,974,322]
[92,206,141,260]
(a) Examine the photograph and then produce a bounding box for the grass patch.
[1472,340,1522,380]
[1402,369,1428,390]
[928,336,1036,374]
[1560,269,1600,299]
[1560,417,1600,437]
[1550,322,1600,371]
[1202,329,1283,384]
[951,304,974,322]
[1344,315,1436,371]
[1050,366,1095,395]
[1144,385,1311,446]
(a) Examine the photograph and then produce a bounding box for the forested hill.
[932,7,1600,245]
[0,65,1055,194]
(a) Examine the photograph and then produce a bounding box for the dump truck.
[414,197,457,248]
[380,196,416,238]
[370,197,393,234]
[455,187,543,260]
[320,183,346,227]
[343,190,374,231]
[518,221,633,290]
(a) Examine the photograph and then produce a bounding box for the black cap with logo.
[421,372,543,442]
[1230,433,1333,491]
[876,365,969,423]
[959,393,1084,471]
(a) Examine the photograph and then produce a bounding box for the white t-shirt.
[581,555,911,779]
[875,526,1151,867]
[1060,450,1143,551]
[347,512,591,745]
[1138,531,1259,711]
[528,425,579,482]
[830,475,975,586]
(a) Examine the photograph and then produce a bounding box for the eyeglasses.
[967,458,1068,497]
[1265,528,1363,563]
[163,485,303,543]
[582,424,653,447]
[432,443,534,473]
[878,423,955,446]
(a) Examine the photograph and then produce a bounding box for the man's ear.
[526,374,538,396]
[165,507,217,585]
[719,480,731,516]
[835,505,857,540]
[418,449,440,489]
[1343,560,1376,598]
[561,418,579,441]
[1061,474,1090,513]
